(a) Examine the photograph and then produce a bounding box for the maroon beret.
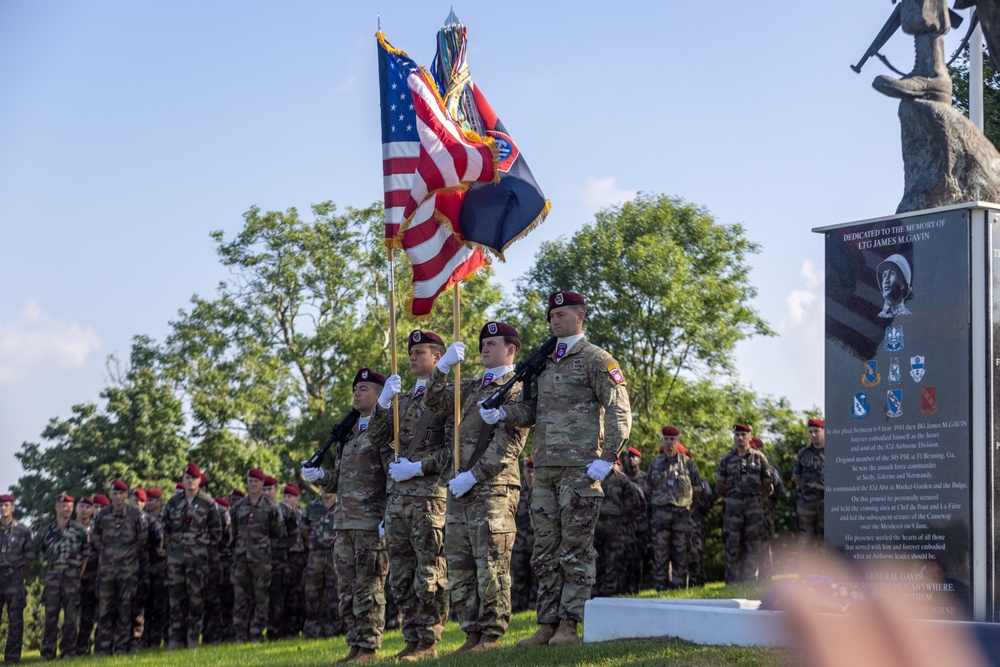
[111,479,128,492]
[247,468,265,481]
[353,368,387,389]
[808,418,825,429]
[661,426,680,436]
[479,321,519,348]
[750,437,764,450]
[174,481,184,490]
[547,290,586,314]
[93,494,110,506]
[524,458,533,468]
[0,494,14,503]
[183,462,202,478]
[214,497,230,508]
[263,476,278,487]
[627,447,643,457]
[146,487,163,499]
[283,483,301,497]
[132,488,147,502]
[231,488,246,498]
[733,423,752,433]
[200,474,208,488]
[56,493,74,503]
[407,329,444,352]
[78,496,93,505]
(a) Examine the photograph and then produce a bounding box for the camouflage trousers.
[651,505,692,589]
[593,515,628,597]
[722,496,765,583]
[231,558,272,642]
[530,466,602,625]
[510,547,536,613]
[624,526,647,594]
[334,529,389,650]
[75,565,98,655]
[303,545,340,638]
[219,555,235,642]
[797,496,824,552]
[201,551,224,645]
[1,570,27,662]
[386,494,448,645]
[267,555,286,639]
[41,567,81,660]
[129,571,148,652]
[143,561,168,649]
[445,485,518,639]
[167,547,209,648]
[687,514,707,586]
[95,562,138,655]
[281,551,307,638]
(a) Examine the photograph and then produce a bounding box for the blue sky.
[0,1,968,492]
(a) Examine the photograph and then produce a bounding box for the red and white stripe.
[382,140,419,240]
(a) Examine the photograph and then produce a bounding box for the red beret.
[661,426,680,436]
[407,329,444,352]
[733,423,752,433]
[0,494,14,503]
[676,443,688,455]
[78,496,93,505]
[183,462,202,478]
[750,437,764,450]
[524,458,533,468]
[263,476,278,487]
[146,487,163,499]
[200,473,208,488]
[627,447,642,457]
[93,494,110,506]
[247,468,265,481]
[808,418,825,429]
[283,483,301,497]
[547,290,586,314]
[175,482,185,490]
[56,493,74,503]
[111,479,128,492]
[353,368,387,389]
[479,321,520,349]
[231,488,246,498]
[214,497,230,508]
[132,488,147,502]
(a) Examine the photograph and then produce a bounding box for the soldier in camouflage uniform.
[160,462,222,649]
[793,418,826,555]
[75,494,105,656]
[302,368,392,664]
[280,483,307,638]
[645,426,701,590]
[128,487,161,651]
[593,461,643,596]
[0,493,34,664]
[511,458,537,613]
[426,322,529,654]
[302,490,340,639]
[621,447,648,594]
[40,494,89,660]
[716,425,773,583]
[262,476,289,640]
[485,292,632,647]
[230,468,283,643]
[686,457,715,587]
[92,480,148,655]
[142,488,168,649]
[212,497,235,643]
[198,476,223,646]
[369,329,451,661]
[750,438,786,580]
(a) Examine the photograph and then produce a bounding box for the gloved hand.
[378,374,403,409]
[301,466,325,483]
[436,342,466,374]
[448,470,478,498]
[479,404,506,425]
[586,459,614,481]
[378,520,385,539]
[389,457,423,482]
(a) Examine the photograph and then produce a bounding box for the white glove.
[378,520,385,539]
[449,470,478,498]
[587,459,614,481]
[378,374,402,409]
[436,342,466,374]
[301,466,325,482]
[389,457,423,482]
[479,404,506,425]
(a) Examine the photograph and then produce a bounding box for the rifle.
[852,5,966,74]
[480,336,557,410]
[302,408,361,468]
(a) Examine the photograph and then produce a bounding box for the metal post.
[971,21,985,131]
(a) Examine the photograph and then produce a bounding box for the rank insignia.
[888,357,900,385]
[852,393,870,419]
[885,325,904,352]
[920,386,937,415]
[862,360,881,387]
[886,389,903,418]
[910,355,925,382]
[607,364,625,385]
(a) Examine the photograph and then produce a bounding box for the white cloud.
[785,260,822,325]
[0,299,101,383]
[581,176,637,215]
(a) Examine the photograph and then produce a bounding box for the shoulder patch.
[607,364,625,385]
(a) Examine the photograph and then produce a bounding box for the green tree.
[950,44,1000,148]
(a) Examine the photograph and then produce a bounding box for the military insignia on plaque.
[884,325,904,352]
[910,355,925,382]
[888,357,900,385]
[852,393,871,419]
[862,360,881,387]
[920,386,937,415]
[886,389,903,418]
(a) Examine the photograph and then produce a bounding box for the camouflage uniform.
[216,505,235,642]
[280,503,307,638]
[716,448,773,583]
[201,500,232,645]
[687,478,715,586]
[92,503,147,655]
[39,518,90,659]
[593,465,643,596]
[143,512,168,648]
[759,466,786,580]
[793,443,825,549]
[503,336,632,626]
[160,490,222,648]
[230,494,283,643]
[266,505,291,640]
[369,382,451,647]
[623,467,648,594]
[0,518,34,663]
[319,422,393,651]
[425,367,527,640]
[510,477,536,612]
[130,509,162,651]
[302,497,340,638]
[644,451,700,589]
[75,519,99,656]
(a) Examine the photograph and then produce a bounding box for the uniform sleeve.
[470,381,527,483]
[423,368,455,416]
[159,502,172,549]
[230,505,240,546]
[269,506,284,558]
[319,440,344,494]
[80,526,91,562]
[90,512,104,551]
[208,503,222,547]
[417,426,453,476]
[687,457,703,490]
[22,528,35,565]
[499,377,537,428]
[592,353,632,463]
[367,402,395,449]
[792,449,804,484]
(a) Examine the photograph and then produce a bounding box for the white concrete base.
[584,597,788,646]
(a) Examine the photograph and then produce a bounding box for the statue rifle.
[480,336,557,410]
[852,5,966,74]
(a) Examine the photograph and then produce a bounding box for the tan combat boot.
[394,641,418,660]
[452,632,481,654]
[336,646,360,663]
[466,634,502,653]
[349,647,379,663]
[516,623,558,647]
[401,641,438,661]
[548,618,581,646]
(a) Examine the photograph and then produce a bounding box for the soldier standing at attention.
[685,452,715,587]
[301,368,392,664]
[75,494,107,656]
[280,483,307,639]
[368,329,452,662]
[482,291,632,646]
[92,480,147,656]
[301,490,340,639]
[212,497,235,643]
[621,447,648,594]
[262,476,289,640]
[39,493,88,660]
[230,467,283,644]
[128,487,160,651]
[142,488,168,649]
[511,458,537,613]
[645,426,700,590]
[593,461,643,596]
[751,437,786,580]
[794,418,826,554]
[0,493,34,664]
[716,425,773,583]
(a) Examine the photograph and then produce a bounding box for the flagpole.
[971,19,984,131]
[453,283,461,473]
[387,247,401,459]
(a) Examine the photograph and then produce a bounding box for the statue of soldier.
[510,458,537,613]
[301,489,340,639]
[716,425,774,583]
[39,493,89,660]
[645,427,700,590]
[75,494,106,656]
[794,418,826,555]
[593,461,643,596]
[0,492,34,664]
[872,0,952,103]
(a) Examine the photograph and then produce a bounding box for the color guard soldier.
[716,424,773,583]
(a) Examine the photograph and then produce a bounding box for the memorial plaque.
[824,208,972,617]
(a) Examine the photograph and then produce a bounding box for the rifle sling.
[463,422,497,473]
[402,406,437,461]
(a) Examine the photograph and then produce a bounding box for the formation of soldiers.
[0,290,827,664]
